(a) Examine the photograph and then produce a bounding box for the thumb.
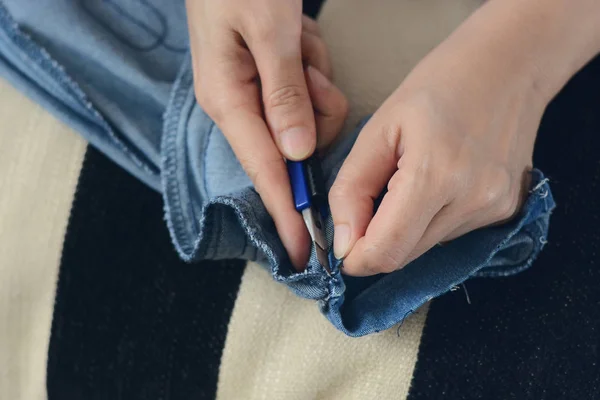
[248,34,316,161]
[328,112,400,260]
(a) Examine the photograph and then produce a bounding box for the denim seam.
[369,173,554,333]
[232,196,324,279]
[226,195,331,303]
[0,2,158,178]
[162,60,198,258]
[473,175,553,278]
[475,224,541,278]
[388,226,535,331]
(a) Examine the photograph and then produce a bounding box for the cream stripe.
[0,79,87,400]
[218,1,481,398]
[319,0,484,134]
[217,263,427,400]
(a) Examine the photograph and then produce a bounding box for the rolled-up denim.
[0,1,555,336]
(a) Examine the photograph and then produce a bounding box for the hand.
[328,2,554,276]
[186,1,348,268]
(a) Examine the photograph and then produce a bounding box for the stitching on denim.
[232,196,323,280]
[379,173,554,334]
[0,3,159,177]
[161,80,343,295]
[162,59,198,257]
[475,218,546,278]
[213,196,331,300]
[218,193,321,281]
[162,91,331,293]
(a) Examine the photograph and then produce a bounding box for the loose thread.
[396,309,414,337]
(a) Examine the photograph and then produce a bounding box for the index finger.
[190,28,311,270]
[219,106,311,270]
[342,161,443,276]
[328,109,400,261]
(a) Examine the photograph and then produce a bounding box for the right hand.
[186,1,348,269]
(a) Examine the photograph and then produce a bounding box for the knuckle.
[256,26,277,42]
[437,137,472,193]
[476,186,502,211]
[474,167,512,210]
[380,123,402,158]
[494,187,519,221]
[266,84,309,111]
[309,34,328,58]
[252,18,300,43]
[363,244,406,274]
[496,198,518,222]
[325,92,349,123]
[251,21,278,42]
[328,181,350,205]
[302,15,320,34]
[395,150,437,194]
[302,39,333,79]
[413,155,434,180]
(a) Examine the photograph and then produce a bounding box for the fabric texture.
[319,0,485,133]
[1,1,599,398]
[217,263,427,400]
[407,54,600,400]
[0,0,554,336]
[0,78,86,400]
[47,147,246,400]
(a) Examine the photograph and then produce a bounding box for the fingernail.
[280,126,313,160]
[307,65,331,90]
[333,224,350,259]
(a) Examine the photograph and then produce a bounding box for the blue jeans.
[0,0,555,336]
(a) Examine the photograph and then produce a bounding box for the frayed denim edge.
[328,173,555,337]
[160,60,331,295]
[0,2,159,178]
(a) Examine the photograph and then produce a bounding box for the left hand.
[328,3,551,276]
[186,1,347,268]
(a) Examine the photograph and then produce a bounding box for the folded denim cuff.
[163,59,555,337]
[0,3,555,336]
[0,2,163,190]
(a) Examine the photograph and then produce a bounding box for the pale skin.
[186,0,600,276]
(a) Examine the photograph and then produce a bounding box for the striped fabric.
[1,0,599,399]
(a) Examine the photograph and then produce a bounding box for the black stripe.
[408,57,600,400]
[47,3,326,398]
[304,0,325,19]
[47,147,245,400]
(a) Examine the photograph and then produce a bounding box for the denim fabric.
[0,1,555,336]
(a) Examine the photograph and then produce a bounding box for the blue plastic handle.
[287,161,311,212]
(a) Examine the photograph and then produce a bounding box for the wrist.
[470,0,600,103]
